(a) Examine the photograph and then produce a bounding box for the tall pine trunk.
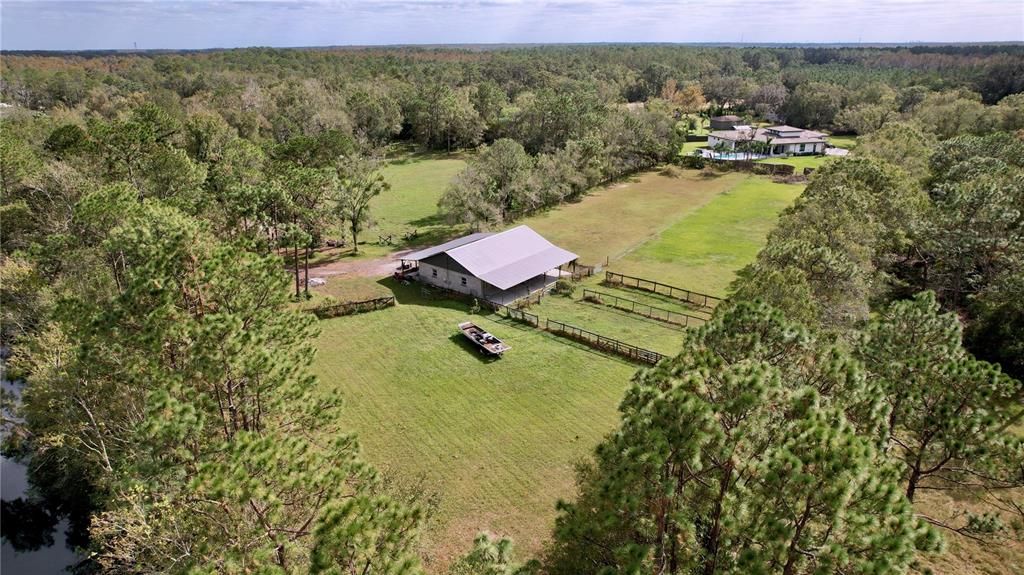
[303,245,310,297]
[702,463,732,575]
[293,243,300,298]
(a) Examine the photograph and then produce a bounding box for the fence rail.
[545,318,665,365]
[604,271,723,310]
[487,302,541,327]
[311,296,396,319]
[570,262,596,281]
[582,289,705,328]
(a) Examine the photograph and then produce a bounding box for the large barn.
[401,225,578,304]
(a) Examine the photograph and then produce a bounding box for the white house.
[707,125,829,157]
[401,225,578,304]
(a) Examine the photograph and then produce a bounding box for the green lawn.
[314,151,470,262]
[828,134,858,150]
[757,155,835,172]
[612,177,803,295]
[522,170,747,265]
[374,154,469,241]
[527,292,687,356]
[679,140,707,156]
[309,165,804,568]
[312,282,637,567]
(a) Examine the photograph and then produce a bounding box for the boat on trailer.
[458,321,510,356]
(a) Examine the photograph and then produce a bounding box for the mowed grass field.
[611,178,803,294]
[312,283,639,568]
[523,170,748,264]
[373,153,469,244]
[306,152,469,264]
[310,162,806,567]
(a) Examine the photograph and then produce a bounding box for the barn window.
[460,276,467,286]
[432,268,438,278]
[799,143,806,152]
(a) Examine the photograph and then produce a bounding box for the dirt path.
[306,248,415,279]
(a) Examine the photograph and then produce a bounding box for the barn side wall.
[418,260,484,297]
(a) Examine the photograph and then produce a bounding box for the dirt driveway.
[307,248,415,279]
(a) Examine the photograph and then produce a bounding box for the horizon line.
[5,40,1024,55]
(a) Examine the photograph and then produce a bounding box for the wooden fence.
[488,302,541,327]
[570,262,596,281]
[604,271,722,310]
[312,296,396,319]
[545,318,665,365]
[582,288,704,328]
[513,290,544,309]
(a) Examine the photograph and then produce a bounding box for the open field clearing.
[373,153,469,244]
[311,282,638,567]
[308,164,806,567]
[302,152,470,266]
[526,291,688,356]
[522,170,748,264]
[611,177,803,294]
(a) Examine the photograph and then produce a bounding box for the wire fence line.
[603,271,723,311]
[582,288,705,328]
[544,318,665,365]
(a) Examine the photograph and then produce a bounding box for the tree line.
[534,127,1024,574]
[1,44,1022,574]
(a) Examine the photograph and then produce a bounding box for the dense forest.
[1,44,1022,574]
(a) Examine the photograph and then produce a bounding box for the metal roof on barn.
[405,225,578,290]
[403,232,494,261]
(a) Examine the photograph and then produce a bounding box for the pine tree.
[855,292,1024,504]
[545,301,936,575]
[20,198,425,573]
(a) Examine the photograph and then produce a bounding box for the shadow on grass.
[384,144,471,165]
[372,278,649,367]
[486,314,638,367]
[447,333,502,364]
[407,213,448,227]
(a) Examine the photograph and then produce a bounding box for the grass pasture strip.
[526,293,686,356]
[580,288,705,328]
[522,170,747,265]
[375,154,468,238]
[311,284,637,567]
[757,154,838,172]
[614,177,803,295]
[604,271,721,311]
[544,318,665,365]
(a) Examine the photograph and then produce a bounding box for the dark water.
[2,377,81,573]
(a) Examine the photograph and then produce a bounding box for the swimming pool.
[700,150,768,161]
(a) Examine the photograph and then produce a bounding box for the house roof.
[407,225,578,290]
[711,115,742,121]
[709,126,828,144]
[764,125,804,133]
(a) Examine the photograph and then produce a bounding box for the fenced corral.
[604,271,723,311]
[569,262,596,281]
[513,290,544,309]
[582,288,705,328]
[545,318,665,365]
[488,303,541,327]
[312,296,396,319]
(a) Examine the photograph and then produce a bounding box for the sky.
[2,0,1022,51]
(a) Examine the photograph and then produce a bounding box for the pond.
[2,376,82,574]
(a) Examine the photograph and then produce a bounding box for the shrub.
[552,279,576,296]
